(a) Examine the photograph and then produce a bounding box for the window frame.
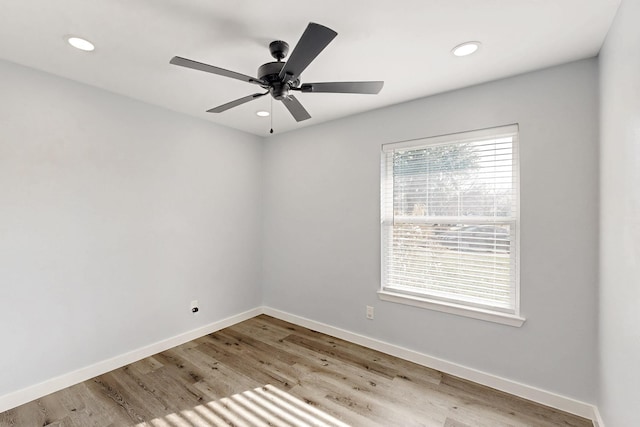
[379,124,524,327]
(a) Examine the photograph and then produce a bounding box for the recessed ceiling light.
[256,111,270,117]
[67,36,95,52]
[452,41,481,57]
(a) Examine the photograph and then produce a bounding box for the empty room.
[0,1,638,426]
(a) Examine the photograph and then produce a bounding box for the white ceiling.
[0,0,621,136]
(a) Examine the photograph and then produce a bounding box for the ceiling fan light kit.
[170,22,384,128]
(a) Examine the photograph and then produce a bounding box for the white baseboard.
[262,307,601,425]
[0,307,262,413]
[592,405,605,427]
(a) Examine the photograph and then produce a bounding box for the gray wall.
[0,60,263,397]
[599,0,640,425]
[0,53,603,408]
[262,59,599,403]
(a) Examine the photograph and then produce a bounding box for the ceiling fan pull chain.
[270,96,274,134]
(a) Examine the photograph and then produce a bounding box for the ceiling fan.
[170,22,384,123]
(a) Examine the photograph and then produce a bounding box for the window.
[380,125,523,326]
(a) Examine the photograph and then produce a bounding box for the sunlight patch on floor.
[136,384,350,427]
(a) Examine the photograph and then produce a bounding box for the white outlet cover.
[366,306,374,319]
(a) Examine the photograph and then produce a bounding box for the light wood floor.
[0,315,592,427]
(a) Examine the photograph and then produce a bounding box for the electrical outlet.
[191,299,199,314]
[366,305,374,320]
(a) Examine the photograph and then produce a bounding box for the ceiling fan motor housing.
[257,61,285,83]
[258,60,299,100]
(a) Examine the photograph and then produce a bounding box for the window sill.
[377,290,526,327]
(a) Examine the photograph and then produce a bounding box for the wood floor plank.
[296,365,445,426]
[129,355,164,375]
[293,332,444,390]
[84,372,152,424]
[196,335,298,390]
[439,374,590,427]
[230,316,295,342]
[168,343,262,399]
[54,383,112,427]
[0,315,592,427]
[37,393,82,427]
[262,316,443,386]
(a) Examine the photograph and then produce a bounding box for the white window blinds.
[381,125,519,314]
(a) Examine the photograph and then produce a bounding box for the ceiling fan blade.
[281,95,311,122]
[171,56,265,86]
[278,23,337,82]
[207,92,268,113]
[298,81,384,94]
